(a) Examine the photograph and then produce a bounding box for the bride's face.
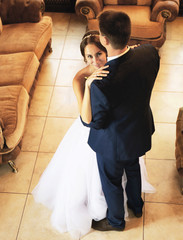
[84,43,107,69]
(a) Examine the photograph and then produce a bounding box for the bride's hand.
[85,65,109,88]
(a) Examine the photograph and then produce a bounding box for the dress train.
[32,117,155,239]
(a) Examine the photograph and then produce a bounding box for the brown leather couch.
[0,0,52,172]
[175,107,183,194]
[75,0,180,48]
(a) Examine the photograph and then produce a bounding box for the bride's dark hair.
[80,30,107,62]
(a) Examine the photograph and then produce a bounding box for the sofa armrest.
[75,0,104,20]
[0,85,29,150]
[0,0,45,24]
[151,0,180,22]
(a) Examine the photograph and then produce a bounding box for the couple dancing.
[32,11,160,239]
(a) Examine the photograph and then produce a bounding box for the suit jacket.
[82,44,160,161]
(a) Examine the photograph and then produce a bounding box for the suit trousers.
[96,153,143,228]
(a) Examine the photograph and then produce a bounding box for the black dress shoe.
[92,218,125,231]
[127,204,143,218]
[132,211,142,218]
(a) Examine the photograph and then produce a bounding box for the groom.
[82,10,160,231]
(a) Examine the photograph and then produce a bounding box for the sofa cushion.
[0,16,52,60]
[104,0,152,5]
[88,6,162,39]
[0,17,2,34]
[0,52,39,93]
[0,85,29,149]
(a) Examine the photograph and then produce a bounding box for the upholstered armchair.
[175,107,183,194]
[75,0,180,48]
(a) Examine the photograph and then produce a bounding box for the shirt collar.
[107,46,130,62]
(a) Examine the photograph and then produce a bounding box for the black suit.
[83,44,160,228]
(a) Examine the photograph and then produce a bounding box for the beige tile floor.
[0,12,183,240]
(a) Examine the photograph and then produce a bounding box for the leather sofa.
[0,0,52,172]
[75,0,180,48]
[175,107,183,195]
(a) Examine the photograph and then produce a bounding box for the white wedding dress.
[32,117,155,239]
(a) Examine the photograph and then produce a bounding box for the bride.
[32,31,155,239]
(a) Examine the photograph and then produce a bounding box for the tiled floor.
[0,12,183,240]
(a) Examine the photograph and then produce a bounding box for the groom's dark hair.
[98,10,131,49]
